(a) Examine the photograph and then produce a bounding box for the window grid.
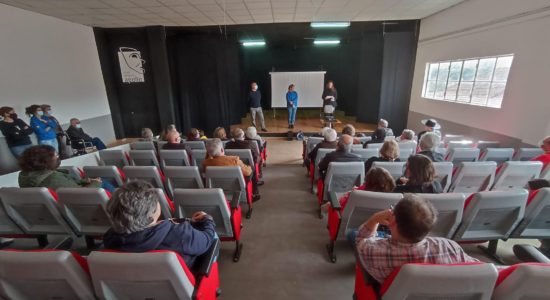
[422,55,513,109]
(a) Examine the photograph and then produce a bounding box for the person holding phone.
[286,84,298,129]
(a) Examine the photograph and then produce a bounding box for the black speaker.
[287,130,294,141]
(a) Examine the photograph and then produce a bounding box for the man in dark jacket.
[318,134,362,179]
[225,128,260,164]
[309,128,338,163]
[103,181,216,268]
[248,82,267,132]
[418,131,444,162]
[66,118,106,150]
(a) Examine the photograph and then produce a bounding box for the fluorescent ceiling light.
[242,41,266,46]
[314,40,340,45]
[311,22,350,28]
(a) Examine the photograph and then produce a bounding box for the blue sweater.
[30,115,57,141]
[286,91,298,107]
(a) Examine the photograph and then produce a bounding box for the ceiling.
[0,0,465,28]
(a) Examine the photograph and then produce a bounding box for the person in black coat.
[364,128,387,148]
[309,128,338,163]
[66,118,106,150]
[318,134,362,179]
[322,80,338,108]
[0,106,34,158]
[225,128,260,165]
[364,140,401,174]
[394,154,443,193]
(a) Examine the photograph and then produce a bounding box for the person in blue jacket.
[25,104,58,152]
[286,84,298,129]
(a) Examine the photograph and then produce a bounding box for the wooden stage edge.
[231,109,377,136]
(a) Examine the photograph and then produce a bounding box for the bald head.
[166,130,181,144]
[338,134,353,152]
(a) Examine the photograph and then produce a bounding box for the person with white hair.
[245,126,265,153]
[397,129,417,147]
[377,119,394,137]
[226,128,260,165]
[418,132,444,162]
[308,128,338,163]
[318,134,362,179]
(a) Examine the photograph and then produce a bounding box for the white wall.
[409,0,550,145]
[0,3,112,136]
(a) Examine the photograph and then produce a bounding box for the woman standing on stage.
[322,80,338,117]
[286,84,298,129]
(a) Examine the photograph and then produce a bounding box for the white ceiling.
[0,0,465,28]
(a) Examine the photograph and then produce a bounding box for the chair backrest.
[445,148,480,164]
[183,140,206,150]
[0,187,74,235]
[513,148,544,161]
[159,149,190,168]
[190,149,207,168]
[492,263,550,300]
[351,144,363,150]
[173,188,233,238]
[83,166,126,188]
[357,136,371,144]
[306,137,324,154]
[491,161,543,191]
[324,162,365,195]
[152,188,173,219]
[129,150,160,168]
[442,134,465,144]
[0,195,24,235]
[453,189,528,241]
[130,141,156,151]
[99,149,129,168]
[157,141,168,151]
[339,191,403,240]
[448,162,497,193]
[418,193,465,238]
[381,263,498,300]
[540,163,550,180]
[248,141,260,158]
[224,149,255,169]
[88,251,196,300]
[57,188,111,236]
[0,250,95,300]
[397,141,417,150]
[313,148,335,182]
[367,143,383,149]
[351,148,378,162]
[58,166,84,181]
[205,166,246,201]
[123,166,165,190]
[478,148,514,165]
[371,161,406,180]
[164,166,204,197]
[511,188,550,238]
[476,141,501,151]
[432,162,453,192]
[447,140,475,150]
[384,136,395,141]
[398,147,414,160]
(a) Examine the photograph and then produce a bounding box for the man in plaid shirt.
[356,194,479,284]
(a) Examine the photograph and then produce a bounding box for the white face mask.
[75,124,82,129]
[46,110,52,116]
[37,111,44,116]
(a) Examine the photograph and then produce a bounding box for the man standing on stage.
[248,81,267,132]
[286,84,298,129]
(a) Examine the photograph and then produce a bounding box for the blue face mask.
[37,111,44,116]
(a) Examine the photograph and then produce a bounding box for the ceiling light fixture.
[242,41,266,46]
[313,39,340,45]
[311,22,350,28]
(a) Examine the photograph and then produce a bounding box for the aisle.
[216,160,356,299]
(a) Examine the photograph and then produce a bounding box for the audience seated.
[395,154,443,193]
[26,104,58,152]
[187,128,202,141]
[140,128,154,141]
[364,128,386,147]
[364,140,400,174]
[0,106,34,158]
[66,118,106,150]
[103,180,216,268]
[418,132,444,162]
[213,127,228,141]
[17,145,114,192]
[418,118,442,142]
[245,126,265,153]
[160,124,176,141]
[162,130,191,153]
[531,136,550,168]
[199,129,208,140]
[375,118,394,137]
[226,128,260,164]
[318,134,362,179]
[355,194,478,284]
[342,124,361,144]
[397,129,417,146]
[309,128,338,163]
[41,104,68,159]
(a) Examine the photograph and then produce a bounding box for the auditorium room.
[1,0,550,299]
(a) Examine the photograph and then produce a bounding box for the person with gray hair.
[103,180,216,268]
[377,118,394,137]
[140,128,154,141]
[226,127,260,165]
[245,126,265,153]
[398,129,417,147]
[342,124,361,144]
[308,128,338,163]
[318,134,362,179]
[418,131,444,162]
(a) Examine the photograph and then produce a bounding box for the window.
[421,55,514,108]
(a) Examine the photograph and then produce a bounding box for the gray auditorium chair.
[317,162,364,218]
[397,141,417,151]
[372,161,406,180]
[442,134,465,145]
[435,147,447,157]
[164,166,204,198]
[448,161,497,193]
[56,188,111,248]
[58,166,84,181]
[491,161,543,191]
[205,166,252,218]
[513,148,544,161]
[159,149,190,168]
[224,149,255,171]
[478,148,514,165]
[476,140,501,151]
[0,193,25,236]
[152,188,173,219]
[511,188,550,239]
[432,162,453,192]
[351,148,378,162]
[130,141,156,151]
[190,149,207,168]
[357,136,371,144]
[366,142,383,149]
[539,163,550,180]
[123,166,165,191]
[492,263,550,300]
[447,140,475,150]
[312,148,334,194]
[306,137,324,155]
[0,250,95,300]
[453,190,528,263]
[445,148,480,165]
[398,147,414,160]
[129,150,160,168]
[419,193,465,238]
[183,140,206,150]
[99,149,129,169]
[83,165,126,188]
[157,141,168,151]
[351,144,363,150]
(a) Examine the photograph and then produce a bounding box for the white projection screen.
[269,71,326,108]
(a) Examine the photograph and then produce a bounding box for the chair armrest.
[192,238,220,276]
[231,191,243,209]
[328,192,341,210]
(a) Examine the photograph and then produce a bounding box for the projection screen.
[269,71,326,108]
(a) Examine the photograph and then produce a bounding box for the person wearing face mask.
[0,106,35,158]
[248,81,267,132]
[66,118,106,150]
[26,104,58,152]
[40,104,69,159]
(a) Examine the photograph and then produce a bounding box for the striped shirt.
[356,223,479,283]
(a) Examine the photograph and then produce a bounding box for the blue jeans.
[288,106,297,125]
[91,137,106,150]
[10,144,33,158]
[39,138,58,152]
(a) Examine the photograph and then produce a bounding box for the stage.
[231,109,377,137]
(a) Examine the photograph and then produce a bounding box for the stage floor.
[231,109,376,136]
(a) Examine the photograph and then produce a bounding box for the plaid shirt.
[356,224,479,284]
